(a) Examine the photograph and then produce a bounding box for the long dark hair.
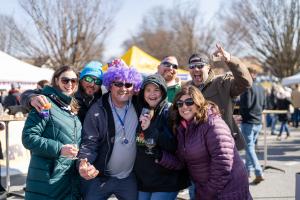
[51,66,80,114]
[170,85,220,134]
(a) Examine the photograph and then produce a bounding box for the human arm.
[20,89,49,112]
[141,107,177,152]
[157,150,185,170]
[199,117,235,199]
[212,44,253,97]
[22,109,63,158]
[77,104,104,166]
[78,158,99,180]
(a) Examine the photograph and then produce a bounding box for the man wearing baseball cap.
[186,44,253,150]
[20,61,104,123]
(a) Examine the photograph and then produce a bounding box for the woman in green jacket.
[22,66,82,200]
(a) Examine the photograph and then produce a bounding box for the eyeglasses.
[188,64,206,70]
[60,77,78,85]
[161,61,178,69]
[112,82,133,88]
[83,76,102,85]
[176,98,194,108]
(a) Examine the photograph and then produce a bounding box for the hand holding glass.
[61,144,79,159]
[145,138,156,155]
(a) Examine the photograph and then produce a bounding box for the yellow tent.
[103,46,190,79]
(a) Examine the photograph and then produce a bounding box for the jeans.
[188,181,196,200]
[241,123,263,176]
[278,121,290,137]
[80,172,137,200]
[292,108,300,128]
[271,114,278,133]
[138,191,178,200]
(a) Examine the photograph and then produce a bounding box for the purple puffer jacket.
[159,110,252,200]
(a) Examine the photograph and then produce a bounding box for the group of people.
[21,44,255,200]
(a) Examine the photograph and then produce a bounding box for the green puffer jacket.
[22,86,82,200]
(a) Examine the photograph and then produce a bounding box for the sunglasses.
[112,82,133,88]
[188,64,206,70]
[176,98,194,108]
[84,76,102,85]
[60,77,78,85]
[161,61,178,69]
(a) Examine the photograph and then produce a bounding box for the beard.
[163,71,176,82]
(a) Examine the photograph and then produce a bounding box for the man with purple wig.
[78,58,143,200]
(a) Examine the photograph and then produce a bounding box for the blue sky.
[0,0,223,62]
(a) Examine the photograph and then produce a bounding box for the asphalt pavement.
[2,126,300,200]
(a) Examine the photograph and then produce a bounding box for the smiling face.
[158,64,177,83]
[189,64,210,86]
[81,75,101,96]
[110,80,134,107]
[177,94,197,121]
[144,83,162,108]
[55,70,78,96]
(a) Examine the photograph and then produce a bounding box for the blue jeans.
[241,123,263,176]
[278,121,290,136]
[271,114,278,133]
[80,172,137,200]
[138,191,178,200]
[188,181,196,200]
[292,108,300,127]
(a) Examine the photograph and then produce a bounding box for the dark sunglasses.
[60,77,78,85]
[161,61,178,69]
[84,76,102,85]
[113,82,133,88]
[188,64,205,70]
[176,98,194,108]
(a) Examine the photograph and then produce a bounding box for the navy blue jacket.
[240,83,266,124]
[77,92,139,176]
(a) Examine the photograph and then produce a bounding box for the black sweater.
[240,83,266,124]
[134,74,189,192]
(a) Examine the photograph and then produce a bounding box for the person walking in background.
[3,82,21,109]
[157,56,181,102]
[158,85,252,200]
[291,84,300,128]
[22,66,82,199]
[0,122,6,196]
[36,79,50,89]
[20,61,104,123]
[77,59,143,200]
[276,87,292,140]
[239,67,266,184]
[135,74,189,200]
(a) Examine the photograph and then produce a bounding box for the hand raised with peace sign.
[212,43,231,63]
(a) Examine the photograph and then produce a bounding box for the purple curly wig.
[103,58,143,92]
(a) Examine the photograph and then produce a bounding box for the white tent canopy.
[281,72,300,86]
[0,51,54,90]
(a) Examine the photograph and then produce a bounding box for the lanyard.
[111,97,130,144]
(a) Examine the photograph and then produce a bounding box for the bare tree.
[0,14,31,56]
[220,0,300,78]
[18,0,118,69]
[123,0,217,67]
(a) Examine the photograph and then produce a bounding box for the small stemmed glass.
[145,138,156,155]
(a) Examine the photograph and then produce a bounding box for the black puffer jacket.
[134,74,190,192]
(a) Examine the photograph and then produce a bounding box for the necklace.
[111,97,130,144]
